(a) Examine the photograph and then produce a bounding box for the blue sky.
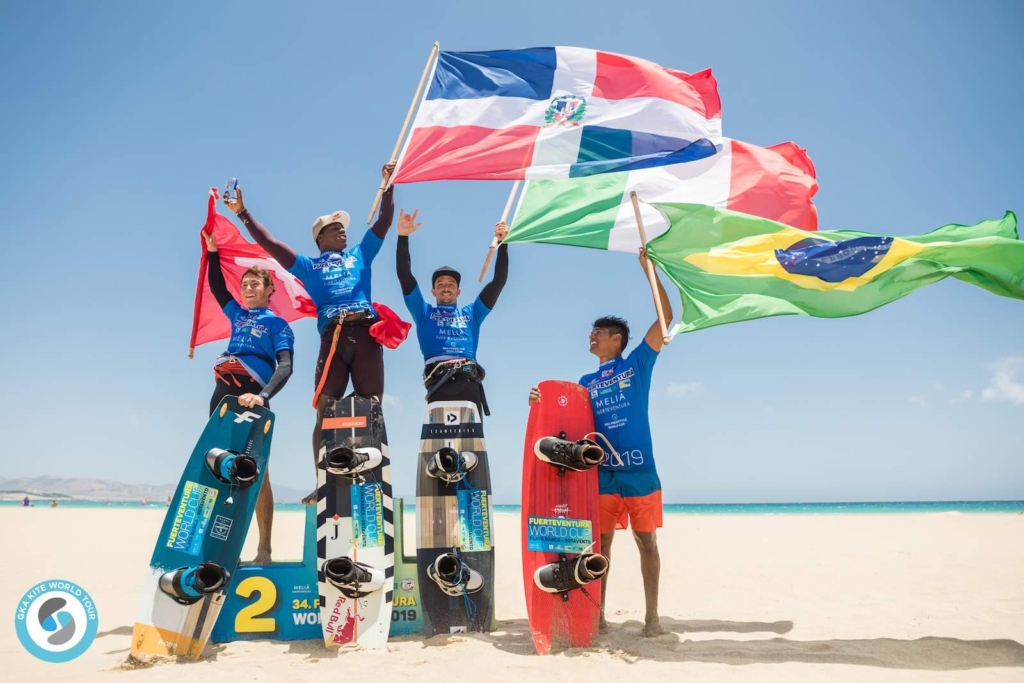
[1,1,1021,504]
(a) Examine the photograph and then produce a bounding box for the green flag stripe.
[506,173,630,250]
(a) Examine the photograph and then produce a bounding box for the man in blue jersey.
[396,209,509,417]
[223,163,395,503]
[529,247,672,636]
[203,230,294,563]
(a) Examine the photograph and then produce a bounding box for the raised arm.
[395,208,423,296]
[479,222,509,309]
[223,185,297,269]
[203,232,234,309]
[641,247,673,352]
[370,162,398,240]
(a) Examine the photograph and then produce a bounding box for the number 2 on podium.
[234,576,277,633]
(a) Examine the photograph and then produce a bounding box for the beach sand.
[2,508,1022,681]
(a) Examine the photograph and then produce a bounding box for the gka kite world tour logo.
[14,579,98,663]
[544,94,587,127]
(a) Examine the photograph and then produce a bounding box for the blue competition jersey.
[287,231,383,336]
[578,340,659,472]
[219,301,295,385]
[403,287,491,362]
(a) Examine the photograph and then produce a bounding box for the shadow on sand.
[481,616,1024,670]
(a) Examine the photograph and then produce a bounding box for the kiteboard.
[316,395,394,650]
[416,401,494,635]
[131,397,273,660]
[521,380,608,654]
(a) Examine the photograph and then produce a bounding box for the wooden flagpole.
[366,41,440,224]
[188,248,209,359]
[478,180,521,282]
[629,191,670,344]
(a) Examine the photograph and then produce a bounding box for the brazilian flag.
[646,203,1024,334]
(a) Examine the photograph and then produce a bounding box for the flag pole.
[478,179,521,282]
[630,191,670,344]
[366,42,440,225]
[188,248,209,359]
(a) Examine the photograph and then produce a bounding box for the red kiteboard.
[521,380,604,655]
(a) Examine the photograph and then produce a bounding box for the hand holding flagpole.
[478,179,521,282]
[630,191,670,345]
[366,42,440,224]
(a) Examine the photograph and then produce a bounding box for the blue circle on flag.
[775,236,893,283]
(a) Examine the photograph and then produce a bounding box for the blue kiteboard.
[131,397,273,660]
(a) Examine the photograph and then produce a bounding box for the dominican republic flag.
[391,47,723,183]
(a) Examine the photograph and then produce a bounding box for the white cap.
[311,210,351,242]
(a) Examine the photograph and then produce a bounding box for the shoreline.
[4,499,1023,515]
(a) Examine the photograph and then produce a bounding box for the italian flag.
[506,139,819,253]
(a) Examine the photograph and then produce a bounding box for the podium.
[212,499,423,642]
[387,498,424,637]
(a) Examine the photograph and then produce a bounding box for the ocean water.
[3,500,1022,514]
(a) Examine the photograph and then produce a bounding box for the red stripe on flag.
[592,52,722,120]
[727,140,819,232]
[764,141,817,179]
[393,125,541,183]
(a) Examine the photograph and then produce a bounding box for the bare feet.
[642,616,663,637]
[301,489,317,505]
[252,550,272,565]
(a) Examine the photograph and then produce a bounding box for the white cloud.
[981,357,1024,405]
[949,390,974,405]
[666,382,704,398]
[931,382,945,392]
[908,395,927,408]
[382,393,402,409]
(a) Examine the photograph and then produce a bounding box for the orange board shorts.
[598,469,663,534]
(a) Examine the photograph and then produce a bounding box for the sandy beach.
[3,507,1022,681]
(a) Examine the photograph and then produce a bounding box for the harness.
[423,359,489,416]
[213,356,263,387]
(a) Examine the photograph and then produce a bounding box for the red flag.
[189,189,317,353]
[370,302,412,350]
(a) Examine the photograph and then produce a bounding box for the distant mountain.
[0,475,310,503]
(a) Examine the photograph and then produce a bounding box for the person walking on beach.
[396,211,510,416]
[203,229,295,564]
[223,163,397,504]
[529,247,673,637]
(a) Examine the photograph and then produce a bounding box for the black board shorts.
[314,322,384,401]
[209,373,266,417]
